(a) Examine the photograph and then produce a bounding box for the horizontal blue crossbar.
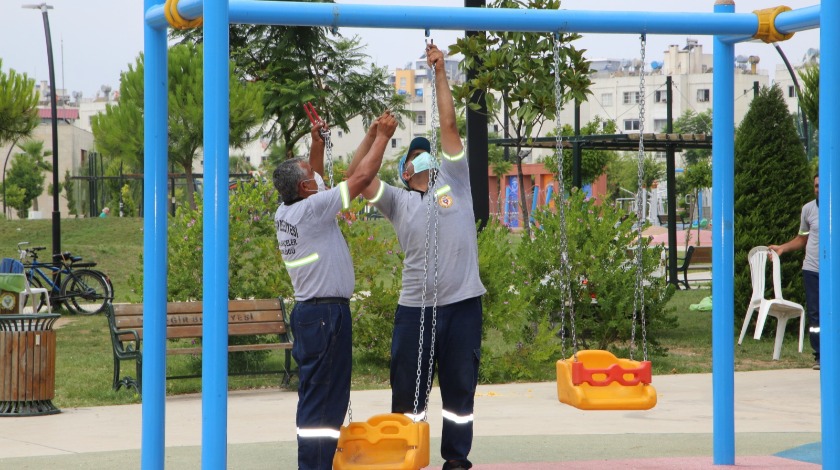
[146,0,820,38]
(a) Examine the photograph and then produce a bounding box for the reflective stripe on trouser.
[803,270,820,360]
[390,296,483,466]
[291,301,352,470]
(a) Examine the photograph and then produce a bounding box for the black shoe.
[813,361,820,370]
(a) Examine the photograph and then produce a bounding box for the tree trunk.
[516,150,531,238]
[183,162,197,211]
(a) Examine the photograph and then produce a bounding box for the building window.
[416,112,425,126]
[697,89,710,102]
[623,92,640,105]
[653,119,667,133]
[245,156,251,163]
[261,156,267,163]
[391,138,402,148]
[337,130,343,138]
[400,77,407,86]
[654,90,667,103]
[601,93,613,106]
[624,119,640,131]
[789,85,796,98]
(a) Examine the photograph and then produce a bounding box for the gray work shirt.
[369,150,486,307]
[800,199,819,273]
[275,182,354,301]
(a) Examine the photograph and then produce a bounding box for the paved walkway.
[0,368,822,469]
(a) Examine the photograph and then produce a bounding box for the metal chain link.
[413,44,441,419]
[553,33,575,360]
[323,129,334,188]
[631,34,648,361]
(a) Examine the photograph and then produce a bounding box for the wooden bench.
[104,298,294,393]
[670,245,712,289]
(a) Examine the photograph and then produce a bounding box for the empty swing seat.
[334,413,430,470]
[556,350,657,410]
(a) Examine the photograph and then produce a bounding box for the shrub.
[483,189,676,382]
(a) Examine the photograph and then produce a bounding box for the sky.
[0,0,821,100]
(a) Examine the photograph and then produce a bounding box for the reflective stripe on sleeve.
[368,182,385,204]
[434,185,452,198]
[403,411,426,422]
[297,427,341,439]
[442,149,465,161]
[441,409,474,424]
[339,181,350,209]
[799,230,810,236]
[810,327,820,333]
[284,253,319,269]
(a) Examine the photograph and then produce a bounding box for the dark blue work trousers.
[290,301,352,470]
[803,269,820,361]
[390,296,483,470]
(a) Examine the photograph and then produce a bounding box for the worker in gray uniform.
[346,43,485,470]
[273,110,397,470]
[770,174,821,370]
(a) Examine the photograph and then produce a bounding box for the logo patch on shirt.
[438,194,454,209]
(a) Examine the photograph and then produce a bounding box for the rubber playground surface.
[0,368,822,469]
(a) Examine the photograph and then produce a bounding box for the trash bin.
[0,313,61,416]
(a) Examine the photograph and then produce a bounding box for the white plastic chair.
[738,246,804,360]
[1,257,52,314]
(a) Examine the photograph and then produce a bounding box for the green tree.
[451,0,592,237]
[175,10,408,159]
[0,59,39,147]
[545,116,617,192]
[798,63,818,132]
[92,43,264,210]
[673,109,712,166]
[5,141,52,218]
[734,84,811,322]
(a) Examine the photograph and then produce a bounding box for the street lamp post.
[23,3,61,257]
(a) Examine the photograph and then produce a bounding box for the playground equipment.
[555,33,656,411]
[336,38,443,468]
[139,1,832,469]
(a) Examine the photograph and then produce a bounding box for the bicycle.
[17,242,112,315]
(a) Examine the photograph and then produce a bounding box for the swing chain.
[631,33,648,361]
[413,42,441,420]
[553,32,575,360]
[324,130,335,188]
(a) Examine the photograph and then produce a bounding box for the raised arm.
[308,121,328,177]
[345,117,380,179]
[346,111,398,200]
[427,43,463,157]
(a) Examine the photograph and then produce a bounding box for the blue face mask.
[410,152,438,174]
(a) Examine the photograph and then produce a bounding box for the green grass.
[0,217,145,304]
[0,218,816,408]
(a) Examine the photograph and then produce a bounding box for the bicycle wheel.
[23,275,51,313]
[91,269,115,301]
[61,269,109,315]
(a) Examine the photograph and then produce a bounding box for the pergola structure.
[140,1,834,469]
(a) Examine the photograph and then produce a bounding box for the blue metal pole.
[142,1,168,468]
[711,0,735,465]
[147,0,765,35]
[202,0,230,467]
[820,0,840,467]
[775,5,821,32]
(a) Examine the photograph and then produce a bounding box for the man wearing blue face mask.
[273,113,398,470]
[346,43,485,470]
